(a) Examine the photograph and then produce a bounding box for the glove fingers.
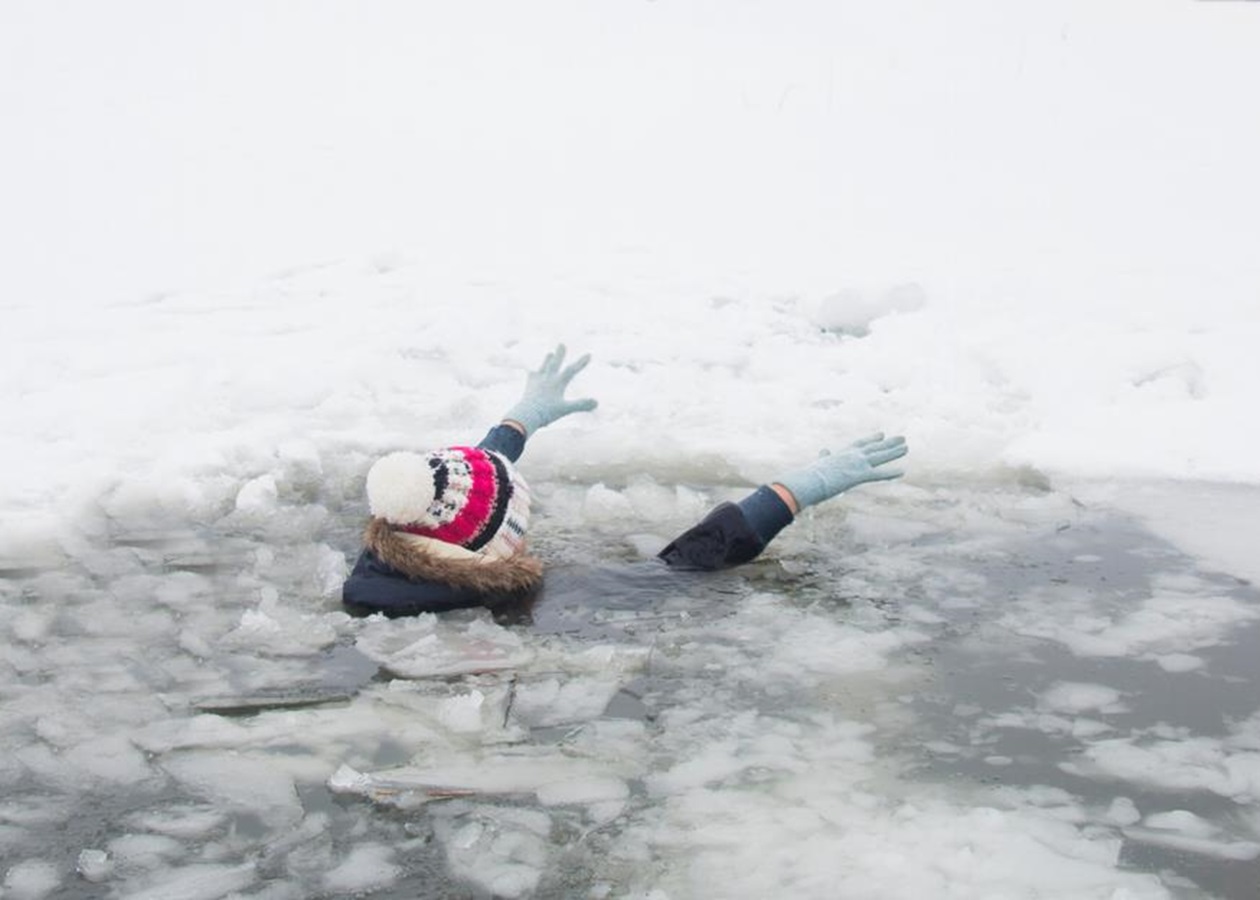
[866,467,905,482]
[851,432,886,448]
[866,435,906,453]
[866,444,908,467]
[564,397,598,414]
[559,353,591,385]
[546,344,567,375]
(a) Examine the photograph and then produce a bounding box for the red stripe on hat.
[403,447,498,547]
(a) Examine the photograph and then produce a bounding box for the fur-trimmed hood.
[362,517,544,595]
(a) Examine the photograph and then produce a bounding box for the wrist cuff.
[736,486,796,545]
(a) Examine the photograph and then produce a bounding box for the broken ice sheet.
[432,803,552,900]
[376,678,517,737]
[114,862,258,900]
[160,751,304,830]
[1038,681,1128,716]
[329,749,632,812]
[356,611,534,677]
[218,592,347,657]
[1003,580,1260,662]
[321,842,403,895]
[1125,808,1260,861]
[1061,733,1260,803]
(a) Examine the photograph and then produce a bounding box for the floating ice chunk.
[1008,589,1259,660]
[134,714,251,754]
[482,863,542,899]
[587,799,628,825]
[119,862,256,900]
[1039,682,1126,715]
[535,776,629,806]
[14,742,136,794]
[9,609,54,644]
[661,785,1171,900]
[1104,797,1142,827]
[1142,809,1218,838]
[432,805,550,900]
[103,833,186,875]
[328,764,374,794]
[1,859,61,900]
[626,532,668,558]
[1123,827,1260,861]
[511,676,623,727]
[753,603,929,681]
[451,820,484,849]
[124,805,228,840]
[572,643,652,673]
[256,811,331,879]
[582,482,635,525]
[622,476,676,521]
[161,751,302,829]
[356,613,533,677]
[321,843,402,894]
[1065,736,1260,802]
[101,475,226,526]
[1232,711,1260,751]
[276,439,324,493]
[313,543,347,596]
[438,689,490,733]
[235,474,279,512]
[76,848,112,882]
[44,734,155,787]
[1071,719,1113,739]
[988,784,1081,813]
[219,597,339,657]
[330,753,627,809]
[328,764,441,810]
[1153,653,1203,673]
[526,643,651,685]
[376,678,513,738]
[646,716,844,795]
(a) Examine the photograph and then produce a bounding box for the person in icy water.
[341,345,908,618]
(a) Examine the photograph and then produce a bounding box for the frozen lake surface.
[4,2,1258,896]
[3,475,1257,899]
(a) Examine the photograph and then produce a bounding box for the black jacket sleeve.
[477,424,526,462]
[657,486,794,570]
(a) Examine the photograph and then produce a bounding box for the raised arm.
[477,344,598,461]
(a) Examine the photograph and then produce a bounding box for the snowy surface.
[3,2,1260,898]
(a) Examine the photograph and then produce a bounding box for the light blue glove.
[502,344,598,436]
[775,433,908,510]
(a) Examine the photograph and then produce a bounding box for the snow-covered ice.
[3,1,1260,898]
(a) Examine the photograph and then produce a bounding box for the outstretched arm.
[478,344,598,461]
[501,344,598,437]
[772,433,907,513]
[659,432,909,570]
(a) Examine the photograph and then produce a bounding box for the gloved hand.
[502,344,598,436]
[775,433,908,510]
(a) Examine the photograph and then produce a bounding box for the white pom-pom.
[366,451,437,524]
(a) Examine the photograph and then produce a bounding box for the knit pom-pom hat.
[366,447,530,562]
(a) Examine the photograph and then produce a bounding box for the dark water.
[902,514,1260,900]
